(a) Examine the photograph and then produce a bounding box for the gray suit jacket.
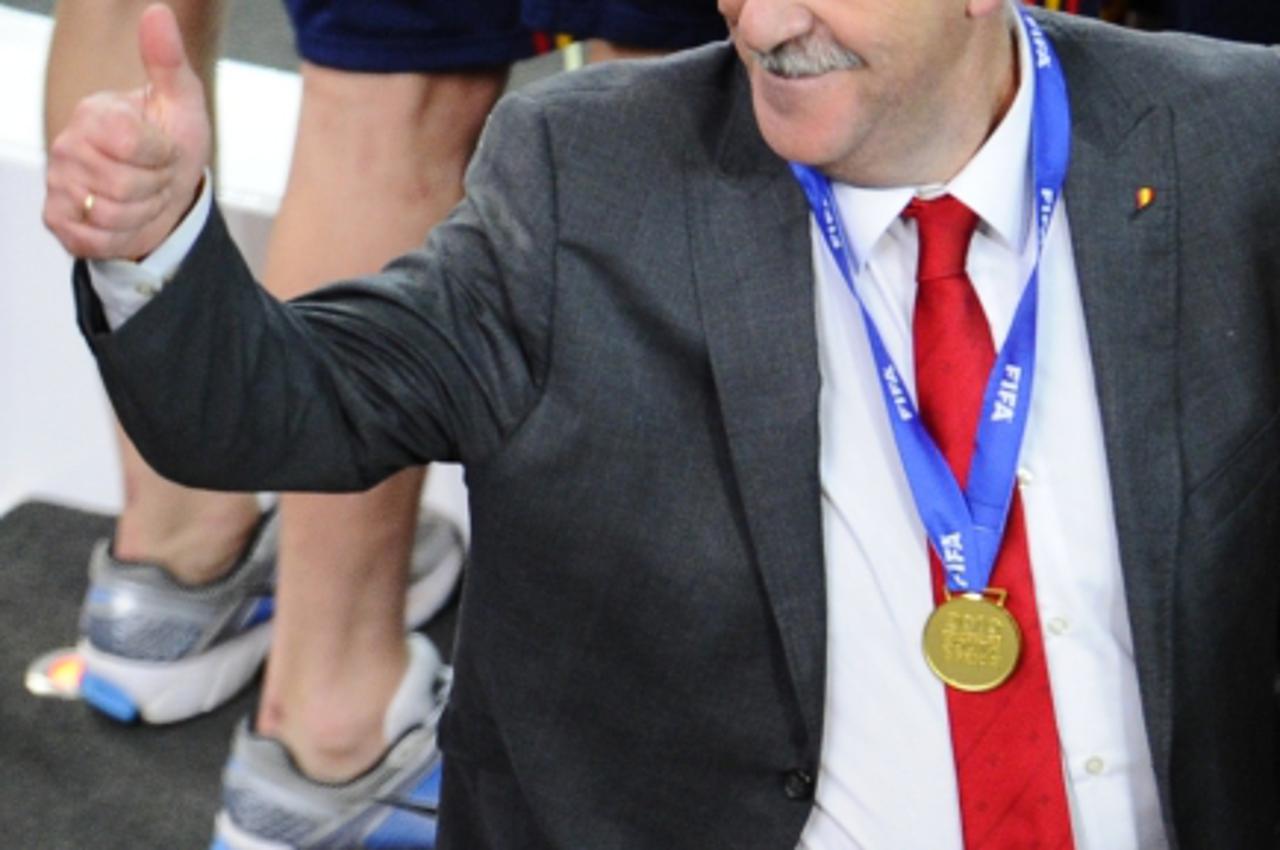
[78,11,1280,849]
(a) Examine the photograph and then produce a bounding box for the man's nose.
[732,0,816,55]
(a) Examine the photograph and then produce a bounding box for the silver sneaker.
[78,509,279,723]
[77,509,464,724]
[211,634,450,850]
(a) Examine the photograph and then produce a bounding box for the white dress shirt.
[797,14,1167,850]
[88,175,213,329]
[89,15,1168,850]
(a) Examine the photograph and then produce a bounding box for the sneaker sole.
[77,623,272,724]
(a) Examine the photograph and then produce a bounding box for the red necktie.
[907,195,1075,849]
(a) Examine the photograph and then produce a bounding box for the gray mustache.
[754,36,864,78]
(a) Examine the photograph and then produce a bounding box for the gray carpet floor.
[0,500,458,849]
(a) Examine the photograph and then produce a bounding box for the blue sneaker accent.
[81,672,139,723]
[363,808,438,848]
[241,596,275,630]
[364,761,442,848]
[390,761,442,810]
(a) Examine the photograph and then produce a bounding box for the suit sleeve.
[77,90,559,493]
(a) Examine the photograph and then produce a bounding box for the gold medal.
[922,589,1021,692]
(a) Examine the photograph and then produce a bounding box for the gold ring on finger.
[81,192,96,222]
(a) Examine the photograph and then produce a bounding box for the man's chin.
[750,93,848,171]
[758,134,838,174]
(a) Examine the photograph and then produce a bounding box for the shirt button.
[1085,756,1106,776]
[1016,467,1034,487]
[782,769,815,801]
[1047,617,1069,636]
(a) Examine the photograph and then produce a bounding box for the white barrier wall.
[0,8,467,531]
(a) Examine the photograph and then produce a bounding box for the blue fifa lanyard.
[791,10,1071,594]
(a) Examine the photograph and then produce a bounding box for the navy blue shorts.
[521,0,727,52]
[283,0,726,72]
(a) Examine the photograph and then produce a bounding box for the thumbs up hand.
[44,4,212,260]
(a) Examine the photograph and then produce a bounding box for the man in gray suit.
[43,0,1280,847]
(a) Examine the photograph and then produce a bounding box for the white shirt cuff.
[86,171,214,330]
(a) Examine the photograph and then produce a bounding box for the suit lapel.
[687,64,828,756]
[1051,14,1182,803]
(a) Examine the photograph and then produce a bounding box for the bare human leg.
[251,63,506,781]
[44,0,263,585]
